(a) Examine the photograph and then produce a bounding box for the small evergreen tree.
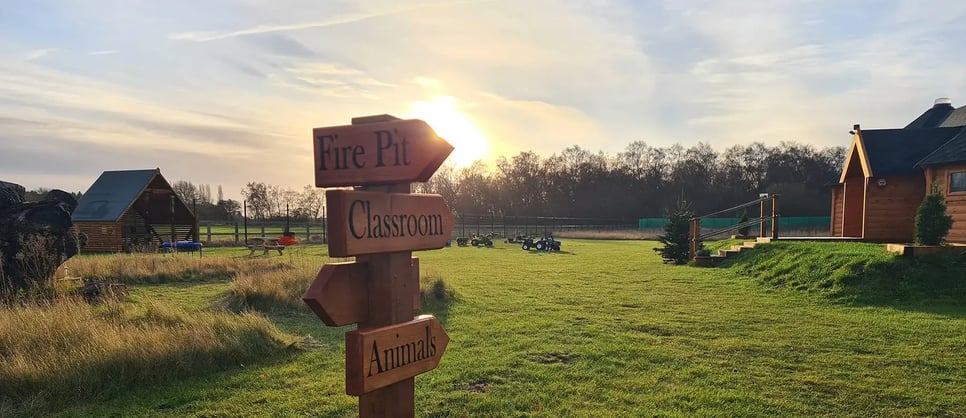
[654,199,697,264]
[737,210,751,236]
[915,183,953,246]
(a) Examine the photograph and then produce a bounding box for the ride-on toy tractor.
[471,233,494,247]
[521,235,561,251]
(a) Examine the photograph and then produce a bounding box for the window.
[951,172,966,193]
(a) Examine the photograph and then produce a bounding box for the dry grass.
[0,297,294,416]
[221,258,457,313]
[554,229,659,240]
[219,262,318,312]
[65,254,287,284]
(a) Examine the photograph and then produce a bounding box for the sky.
[2,0,965,200]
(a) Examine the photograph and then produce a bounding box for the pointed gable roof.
[72,169,160,222]
[856,127,964,176]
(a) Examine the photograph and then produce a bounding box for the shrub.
[696,249,711,257]
[915,183,954,246]
[737,211,751,236]
[654,199,696,264]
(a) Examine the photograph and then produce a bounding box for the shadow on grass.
[718,242,966,317]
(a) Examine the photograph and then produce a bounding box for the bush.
[654,199,696,264]
[737,211,751,236]
[915,183,954,246]
[696,249,711,257]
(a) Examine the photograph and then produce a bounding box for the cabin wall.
[74,221,123,252]
[926,163,966,243]
[862,175,925,241]
[830,185,844,236]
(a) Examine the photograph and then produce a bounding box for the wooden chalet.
[72,169,199,252]
[830,98,966,242]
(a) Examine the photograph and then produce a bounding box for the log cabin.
[72,169,198,252]
[830,98,966,242]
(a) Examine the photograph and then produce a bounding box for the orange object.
[278,235,297,246]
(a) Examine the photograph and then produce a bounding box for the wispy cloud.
[25,48,57,61]
[167,1,482,42]
[89,50,120,56]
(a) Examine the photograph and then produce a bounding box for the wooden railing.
[689,194,780,259]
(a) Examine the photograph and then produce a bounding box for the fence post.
[260,225,265,238]
[306,225,311,242]
[234,222,239,245]
[771,195,780,240]
[206,225,211,243]
[759,199,767,237]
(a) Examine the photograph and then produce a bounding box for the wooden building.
[830,98,966,242]
[72,169,198,252]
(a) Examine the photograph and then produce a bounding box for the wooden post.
[355,184,416,418]
[206,225,211,243]
[689,219,697,259]
[759,198,767,237]
[305,115,453,418]
[260,225,265,238]
[771,195,780,239]
[306,225,311,242]
[234,222,239,245]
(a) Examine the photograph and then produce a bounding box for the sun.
[405,97,488,167]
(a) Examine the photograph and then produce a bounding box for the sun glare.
[405,97,488,167]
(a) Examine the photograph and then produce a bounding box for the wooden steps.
[703,241,764,266]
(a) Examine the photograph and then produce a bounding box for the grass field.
[5,240,966,417]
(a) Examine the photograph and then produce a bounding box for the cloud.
[25,48,57,61]
[89,50,120,56]
[167,1,485,42]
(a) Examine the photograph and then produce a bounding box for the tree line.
[169,181,325,222]
[20,140,846,222]
[415,141,846,219]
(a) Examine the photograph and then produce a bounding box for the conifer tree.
[654,199,696,264]
[915,183,953,246]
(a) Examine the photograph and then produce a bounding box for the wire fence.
[198,215,832,244]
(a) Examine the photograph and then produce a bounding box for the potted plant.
[693,248,713,267]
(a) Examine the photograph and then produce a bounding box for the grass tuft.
[218,262,318,312]
[66,254,287,284]
[0,297,295,416]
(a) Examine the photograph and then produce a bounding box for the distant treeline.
[21,140,845,222]
[415,141,846,219]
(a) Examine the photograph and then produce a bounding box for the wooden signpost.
[346,315,449,395]
[303,115,454,418]
[326,190,457,257]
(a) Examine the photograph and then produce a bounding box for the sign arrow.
[345,315,449,395]
[326,190,456,257]
[313,118,454,188]
[303,258,420,327]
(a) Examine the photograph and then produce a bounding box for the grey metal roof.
[939,106,966,128]
[861,128,963,176]
[72,169,159,222]
[918,128,966,166]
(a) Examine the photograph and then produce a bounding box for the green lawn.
[47,240,966,417]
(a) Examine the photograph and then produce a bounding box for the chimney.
[935,97,953,107]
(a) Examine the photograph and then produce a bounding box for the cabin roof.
[860,127,964,176]
[918,128,966,166]
[72,169,160,222]
[905,102,956,129]
[939,106,966,128]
